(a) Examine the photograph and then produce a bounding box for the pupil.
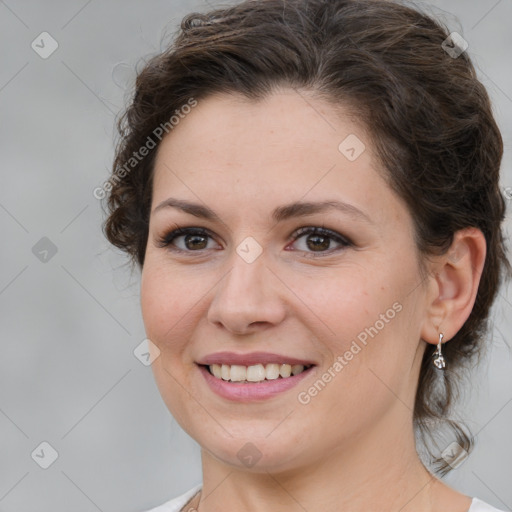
[186,234,207,250]
[307,235,329,251]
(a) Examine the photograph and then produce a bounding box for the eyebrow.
[153,198,373,225]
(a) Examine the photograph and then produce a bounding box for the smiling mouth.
[202,363,314,383]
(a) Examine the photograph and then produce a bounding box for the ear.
[421,227,487,345]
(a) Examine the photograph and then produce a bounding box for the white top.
[142,484,508,512]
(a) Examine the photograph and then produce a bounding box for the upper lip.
[197,351,316,367]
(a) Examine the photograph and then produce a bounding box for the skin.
[140,89,486,512]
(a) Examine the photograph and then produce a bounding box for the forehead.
[155,90,365,166]
[151,90,406,229]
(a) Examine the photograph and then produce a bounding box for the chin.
[198,429,311,473]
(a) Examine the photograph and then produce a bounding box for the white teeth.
[211,364,222,379]
[247,364,266,382]
[229,365,247,382]
[221,364,230,380]
[279,364,291,378]
[208,363,310,382]
[265,363,280,380]
[291,364,304,375]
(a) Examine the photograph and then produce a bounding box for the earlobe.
[421,227,487,345]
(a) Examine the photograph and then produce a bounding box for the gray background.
[0,1,511,511]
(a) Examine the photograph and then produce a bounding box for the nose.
[207,252,287,335]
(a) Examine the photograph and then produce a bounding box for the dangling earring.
[432,333,446,369]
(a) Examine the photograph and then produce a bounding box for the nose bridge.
[217,231,269,291]
[219,246,269,304]
[207,244,285,332]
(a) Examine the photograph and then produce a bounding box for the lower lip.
[198,365,315,402]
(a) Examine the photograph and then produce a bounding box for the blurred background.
[0,1,511,510]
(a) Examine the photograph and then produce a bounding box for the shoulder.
[141,483,202,512]
[469,497,508,512]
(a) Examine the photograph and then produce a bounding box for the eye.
[156,226,220,252]
[156,225,352,256]
[287,226,352,256]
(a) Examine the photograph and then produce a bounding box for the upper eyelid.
[292,226,352,243]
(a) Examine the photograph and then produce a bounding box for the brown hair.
[102,0,511,475]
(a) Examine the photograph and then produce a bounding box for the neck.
[197,409,443,512]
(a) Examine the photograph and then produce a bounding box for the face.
[140,89,430,473]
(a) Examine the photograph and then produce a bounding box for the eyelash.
[156,225,353,257]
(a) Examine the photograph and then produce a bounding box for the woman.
[102,0,510,511]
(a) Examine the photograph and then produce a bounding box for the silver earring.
[433,333,446,369]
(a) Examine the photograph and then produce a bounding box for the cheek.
[140,262,201,427]
[299,262,419,385]
[140,261,191,352]
[290,267,394,345]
